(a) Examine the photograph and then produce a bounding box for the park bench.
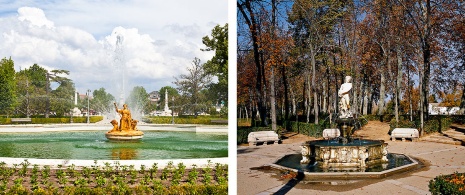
[248,131,280,146]
[323,129,340,139]
[391,128,419,142]
[10,118,32,123]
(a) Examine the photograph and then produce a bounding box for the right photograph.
[237,0,465,194]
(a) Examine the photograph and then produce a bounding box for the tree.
[45,69,70,118]
[158,86,179,110]
[174,57,212,116]
[127,86,150,114]
[91,88,115,114]
[289,0,347,124]
[202,23,228,106]
[0,57,16,115]
[51,80,75,117]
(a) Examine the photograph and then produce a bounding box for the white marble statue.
[338,76,352,118]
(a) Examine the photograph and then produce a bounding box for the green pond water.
[0,131,228,160]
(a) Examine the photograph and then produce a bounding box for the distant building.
[429,103,460,115]
[148,91,160,105]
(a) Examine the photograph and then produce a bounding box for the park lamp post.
[87,89,91,124]
[171,97,175,124]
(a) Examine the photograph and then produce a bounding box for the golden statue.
[114,103,132,131]
[105,103,143,140]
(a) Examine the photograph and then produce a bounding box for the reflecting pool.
[0,131,228,160]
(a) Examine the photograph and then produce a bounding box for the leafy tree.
[202,23,228,106]
[174,58,212,116]
[51,80,75,117]
[158,86,179,110]
[127,86,150,114]
[91,88,115,114]
[0,57,16,115]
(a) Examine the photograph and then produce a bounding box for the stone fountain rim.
[270,152,418,180]
[302,139,386,147]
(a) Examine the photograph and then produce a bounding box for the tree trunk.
[395,44,403,124]
[270,66,277,132]
[363,80,369,115]
[378,73,385,115]
[310,45,318,124]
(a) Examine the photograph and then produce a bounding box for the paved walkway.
[238,123,465,195]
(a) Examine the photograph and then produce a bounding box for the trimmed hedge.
[0,116,103,124]
[389,116,453,134]
[429,172,465,194]
[287,121,323,137]
[144,116,227,125]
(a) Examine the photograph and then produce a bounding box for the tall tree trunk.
[395,44,403,124]
[238,1,267,126]
[378,73,386,115]
[270,66,277,132]
[310,45,319,124]
[282,63,290,126]
[363,80,369,115]
[306,73,312,123]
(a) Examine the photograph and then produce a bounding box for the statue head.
[123,104,128,109]
[345,76,352,83]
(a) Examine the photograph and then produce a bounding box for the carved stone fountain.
[105,103,144,141]
[300,76,388,170]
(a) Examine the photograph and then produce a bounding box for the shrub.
[144,116,227,125]
[288,121,323,137]
[429,172,465,194]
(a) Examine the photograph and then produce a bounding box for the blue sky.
[0,0,228,96]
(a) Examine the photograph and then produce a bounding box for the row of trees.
[237,0,464,135]
[0,23,228,118]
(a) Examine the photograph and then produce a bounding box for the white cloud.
[0,1,227,96]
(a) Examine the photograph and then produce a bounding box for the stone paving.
[238,123,465,195]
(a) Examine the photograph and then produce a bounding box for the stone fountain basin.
[271,153,419,180]
[301,139,388,168]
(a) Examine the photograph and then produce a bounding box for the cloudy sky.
[0,0,228,97]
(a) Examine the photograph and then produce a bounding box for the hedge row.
[143,116,227,125]
[429,172,465,194]
[389,116,453,134]
[0,116,103,124]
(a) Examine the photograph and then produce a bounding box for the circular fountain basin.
[105,131,144,141]
[0,130,227,160]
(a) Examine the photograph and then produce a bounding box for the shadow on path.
[273,171,305,195]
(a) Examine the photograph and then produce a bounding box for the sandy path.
[353,120,391,141]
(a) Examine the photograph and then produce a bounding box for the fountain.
[300,76,388,171]
[269,76,417,181]
[105,103,144,141]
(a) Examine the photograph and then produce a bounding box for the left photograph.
[0,1,228,194]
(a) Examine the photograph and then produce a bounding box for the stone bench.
[391,128,419,141]
[248,131,280,146]
[323,129,340,139]
[10,118,32,123]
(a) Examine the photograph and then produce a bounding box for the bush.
[389,116,453,135]
[288,122,323,137]
[0,116,103,124]
[144,116,227,125]
[429,172,465,194]
[237,126,271,144]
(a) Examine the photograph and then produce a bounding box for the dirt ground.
[279,120,392,144]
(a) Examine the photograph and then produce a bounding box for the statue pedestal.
[105,131,144,141]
